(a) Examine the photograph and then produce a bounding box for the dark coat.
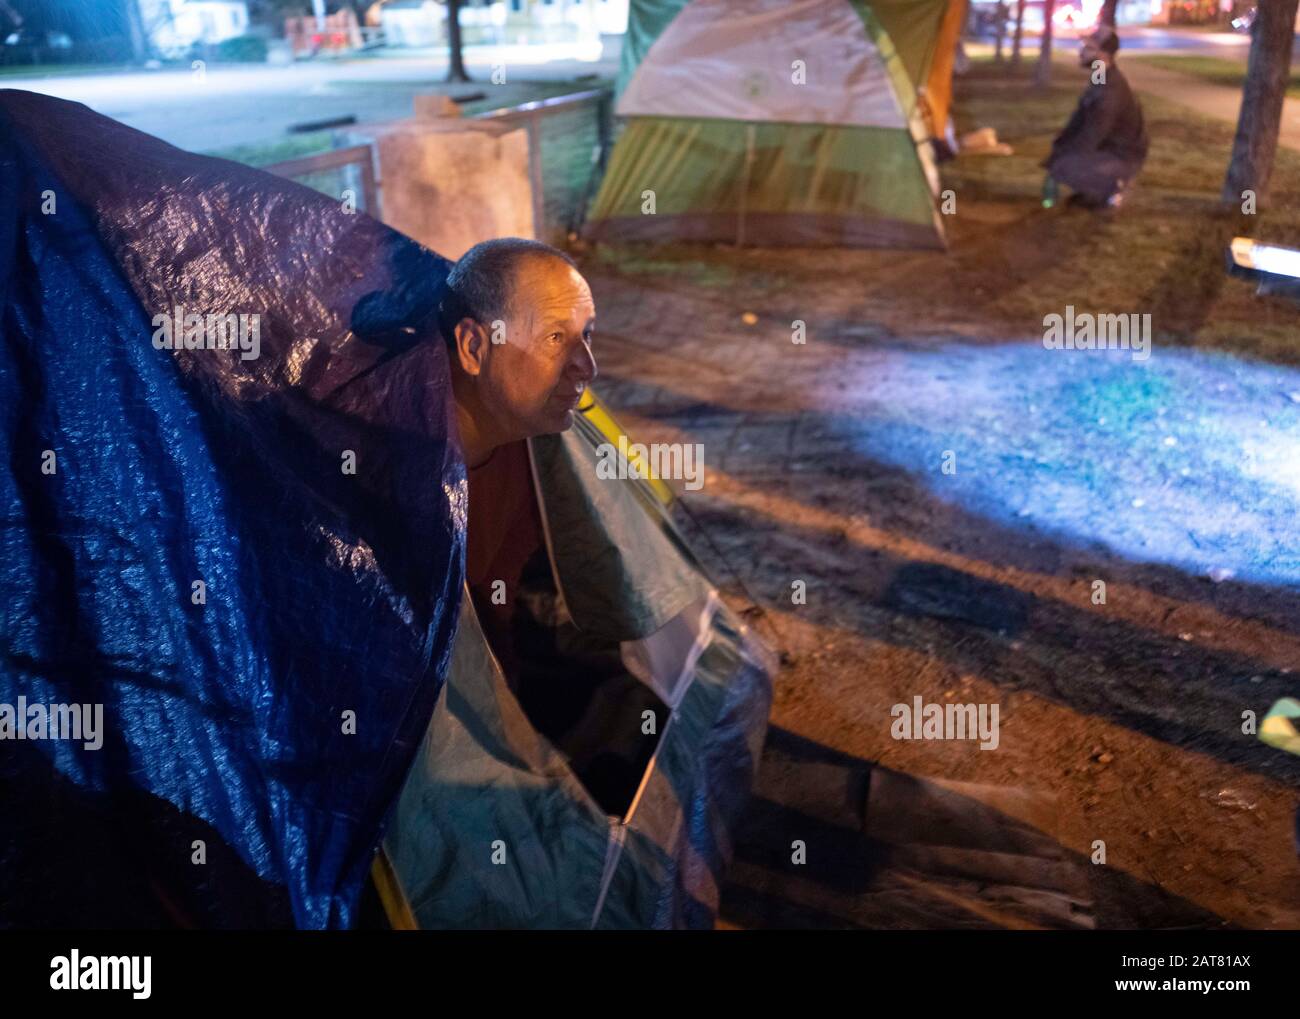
[1045,64,1149,202]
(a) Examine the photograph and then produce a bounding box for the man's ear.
[452,318,488,376]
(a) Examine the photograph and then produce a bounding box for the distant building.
[969,0,1153,32]
[1137,1,1274,27]
[376,0,627,48]
[138,0,251,57]
[505,0,628,41]
[376,1,445,48]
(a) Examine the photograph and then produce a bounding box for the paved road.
[997,24,1285,54]
[1122,55,1300,153]
[1121,26,1254,52]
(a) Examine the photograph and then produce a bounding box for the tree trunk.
[1011,0,1026,67]
[994,1,1007,62]
[1099,0,1119,28]
[1221,0,1300,205]
[446,0,470,83]
[124,0,151,63]
[1035,0,1057,86]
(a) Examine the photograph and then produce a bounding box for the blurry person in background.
[1041,25,1149,210]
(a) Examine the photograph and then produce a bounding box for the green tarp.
[384,408,773,928]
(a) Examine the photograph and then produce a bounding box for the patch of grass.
[202,132,337,168]
[1129,53,1300,98]
[0,62,117,79]
[201,133,345,207]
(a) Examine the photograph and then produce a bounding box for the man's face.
[471,255,597,440]
[1079,38,1104,68]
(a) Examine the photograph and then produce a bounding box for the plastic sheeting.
[616,0,907,129]
[530,418,710,642]
[0,89,465,928]
[868,0,953,89]
[619,0,953,103]
[617,0,689,99]
[920,0,968,140]
[385,409,773,929]
[587,118,945,249]
[595,0,948,250]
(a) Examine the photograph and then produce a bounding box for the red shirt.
[465,440,545,682]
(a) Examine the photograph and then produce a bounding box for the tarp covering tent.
[0,89,464,929]
[589,0,966,249]
[0,89,773,929]
[383,391,775,928]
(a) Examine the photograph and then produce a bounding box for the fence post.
[597,91,611,174]
[527,112,545,241]
[359,142,381,220]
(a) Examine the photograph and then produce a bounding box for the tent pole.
[370,849,418,930]
[737,123,756,247]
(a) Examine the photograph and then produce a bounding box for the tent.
[0,88,463,929]
[914,0,970,144]
[379,389,774,929]
[587,0,967,249]
[848,0,970,143]
[0,88,773,930]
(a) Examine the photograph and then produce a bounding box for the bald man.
[438,237,597,470]
[436,238,598,681]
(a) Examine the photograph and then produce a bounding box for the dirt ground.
[573,66,1300,929]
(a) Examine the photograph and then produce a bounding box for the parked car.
[0,28,72,67]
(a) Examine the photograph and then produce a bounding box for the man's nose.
[572,337,597,383]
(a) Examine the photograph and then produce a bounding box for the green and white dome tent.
[586,0,951,249]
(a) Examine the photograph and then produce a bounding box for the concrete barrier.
[350,102,535,259]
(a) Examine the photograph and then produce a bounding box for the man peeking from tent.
[1041,26,1148,211]
[435,238,598,684]
[1,84,774,930]
[439,239,597,470]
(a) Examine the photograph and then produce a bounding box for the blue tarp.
[0,90,465,928]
